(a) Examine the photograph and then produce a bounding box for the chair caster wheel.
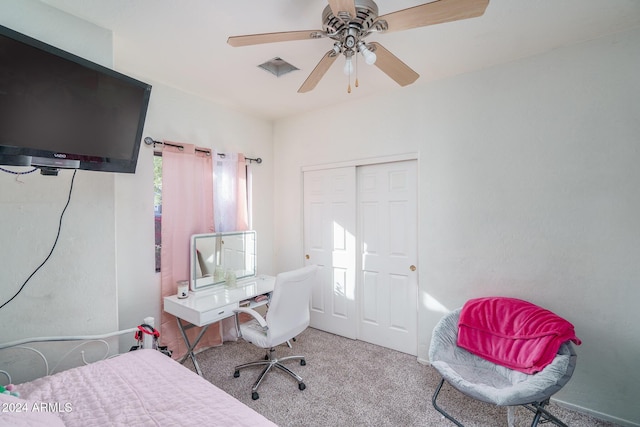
[300,359,306,366]
[233,370,240,378]
[252,392,259,400]
[299,382,306,391]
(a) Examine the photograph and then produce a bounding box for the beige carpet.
[187,327,617,427]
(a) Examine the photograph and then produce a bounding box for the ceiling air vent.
[258,57,299,77]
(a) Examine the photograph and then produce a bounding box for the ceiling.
[40,0,640,121]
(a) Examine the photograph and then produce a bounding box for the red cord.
[135,324,160,340]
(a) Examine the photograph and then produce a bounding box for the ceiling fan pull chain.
[355,54,359,88]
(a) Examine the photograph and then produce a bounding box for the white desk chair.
[233,265,318,400]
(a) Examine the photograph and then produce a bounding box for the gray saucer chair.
[429,308,577,427]
[233,265,318,400]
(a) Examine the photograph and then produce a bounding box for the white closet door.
[303,167,357,339]
[358,160,418,355]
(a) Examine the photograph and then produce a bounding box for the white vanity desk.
[164,274,275,375]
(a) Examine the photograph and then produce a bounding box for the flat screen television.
[0,24,152,173]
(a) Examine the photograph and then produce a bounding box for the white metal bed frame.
[0,316,155,385]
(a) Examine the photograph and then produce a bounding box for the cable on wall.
[0,169,77,311]
[0,166,39,175]
[144,137,262,164]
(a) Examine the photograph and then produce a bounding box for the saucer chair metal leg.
[432,377,464,427]
[523,399,569,427]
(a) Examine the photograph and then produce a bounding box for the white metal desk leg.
[176,318,210,376]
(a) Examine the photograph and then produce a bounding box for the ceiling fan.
[227,0,489,93]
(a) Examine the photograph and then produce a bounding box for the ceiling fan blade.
[298,51,339,93]
[378,0,489,33]
[228,30,322,47]
[369,42,419,87]
[328,0,357,20]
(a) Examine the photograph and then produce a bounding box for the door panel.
[303,167,357,339]
[358,161,418,355]
[361,270,379,324]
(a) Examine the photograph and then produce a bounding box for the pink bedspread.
[457,297,581,374]
[11,349,276,427]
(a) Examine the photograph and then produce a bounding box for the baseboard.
[417,357,430,365]
[551,398,640,427]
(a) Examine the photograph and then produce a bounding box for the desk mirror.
[190,230,256,291]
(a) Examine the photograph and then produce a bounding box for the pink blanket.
[16,349,276,426]
[457,297,581,374]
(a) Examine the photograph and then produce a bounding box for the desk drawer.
[200,303,238,325]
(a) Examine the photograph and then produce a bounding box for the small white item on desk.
[177,280,189,299]
[226,269,237,287]
[214,265,225,282]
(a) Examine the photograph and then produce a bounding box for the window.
[153,150,250,273]
[154,153,162,272]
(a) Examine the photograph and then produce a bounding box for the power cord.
[0,166,38,175]
[0,169,77,310]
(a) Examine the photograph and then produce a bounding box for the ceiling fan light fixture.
[343,56,354,75]
[357,41,377,65]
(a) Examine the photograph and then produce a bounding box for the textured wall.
[0,0,117,342]
[274,28,640,426]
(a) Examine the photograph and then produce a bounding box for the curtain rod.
[143,137,262,164]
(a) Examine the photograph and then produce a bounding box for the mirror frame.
[189,230,257,291]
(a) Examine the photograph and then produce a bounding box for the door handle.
[410,265,416,271]
[305,254,310,260]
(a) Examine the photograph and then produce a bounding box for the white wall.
[0,1,275,349]
[273,28,640,425]
[0,0,117,341]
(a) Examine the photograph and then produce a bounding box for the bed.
[0,323,276,426]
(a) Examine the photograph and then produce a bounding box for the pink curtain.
[160,142,221,359]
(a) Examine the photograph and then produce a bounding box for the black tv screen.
[0,24,152,173]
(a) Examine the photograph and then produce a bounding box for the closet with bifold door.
[303,158,418,355]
